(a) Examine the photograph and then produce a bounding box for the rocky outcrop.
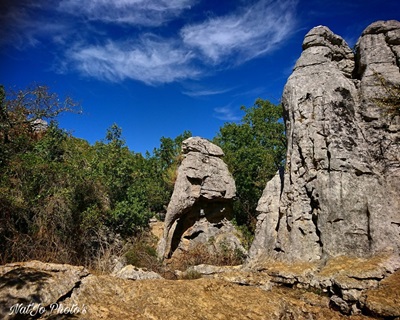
[250,20,400,263]
[361,268,400,317]
[1,260,399,319]
[1,260,388,320]
[158,137,244,260]
[247,253,400,316]
[0,261,89,319]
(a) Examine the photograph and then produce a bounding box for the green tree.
[152,130,192,196]
[214,98,286,229]
[90,124,151,234]
[0,84,106,265]
[0,84,80,166]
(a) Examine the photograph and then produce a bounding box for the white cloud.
[182,87,234,97]
[65,0,298,84]
[1,0,298,86]
[67,36,201,85]
[58,0,196,26]
[181,0,298,64]
[214,106,241,122]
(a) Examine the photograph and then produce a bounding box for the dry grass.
[373,71,400,119]
[167,241,246,272]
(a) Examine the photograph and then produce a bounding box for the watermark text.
[9,302,87,317]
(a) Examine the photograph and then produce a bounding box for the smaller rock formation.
[157,137,244,260]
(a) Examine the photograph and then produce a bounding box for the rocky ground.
[1,259,399,320]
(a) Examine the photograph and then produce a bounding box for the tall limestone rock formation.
[158,137,244,260]
[250,20,400,263]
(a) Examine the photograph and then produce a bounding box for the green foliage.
[33,121,67,161]
[0,84,194,266]
[0,86,131,265]
[0,84,80,168]
[125,241,158,268]
[110,187,152,236]
[152,130,192,191]
[153,130,191,170]
[1,83,286,269]
[105,123,124,147]
[214,98,286,229]
[231,219,255,250]
[148,130,192,212]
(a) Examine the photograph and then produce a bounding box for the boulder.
[157,137,244,260]
[112,265,163,280]
[360,269,400,317]
[0,260,89,319]
[249,20,400,263]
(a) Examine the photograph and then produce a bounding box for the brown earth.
[1,260,399,319]
[62,276,366,320]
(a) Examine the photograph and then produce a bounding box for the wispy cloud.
[1,0,298,85]
[64,0,298,84]
[182,87,234,97]
[58,0,196,26]
[214,106,241,122]
[67,36,200,85]
[181,0,298,64]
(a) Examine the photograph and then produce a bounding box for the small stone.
[113,265,163,280]
[330,295,351,314]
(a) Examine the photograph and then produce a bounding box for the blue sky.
[1,0,399,154]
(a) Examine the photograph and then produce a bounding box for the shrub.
[180,270,202,280]
[170,240,246,272]
[374,72,400,118]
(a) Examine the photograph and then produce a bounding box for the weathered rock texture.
[0,261,89,320]
[1,260,399,319]
[112,265,163,280]
[247,253,400,316]
[250,20,400,263]
[158,137,243,260]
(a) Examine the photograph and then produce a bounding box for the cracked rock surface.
[247,254,400,317]
[249,20,400,263]
[158,137,244,260]
[1,259,398,319]
[0,260,89,320]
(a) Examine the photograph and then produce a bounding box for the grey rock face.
[112,265,163,280]
[158,137,240,259]
[0,261,89,320]
[250,21,400,263]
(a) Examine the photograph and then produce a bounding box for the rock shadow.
[169,199,233,258]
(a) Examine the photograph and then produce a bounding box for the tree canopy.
[0,84,286,267]
[214,98,286,229]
